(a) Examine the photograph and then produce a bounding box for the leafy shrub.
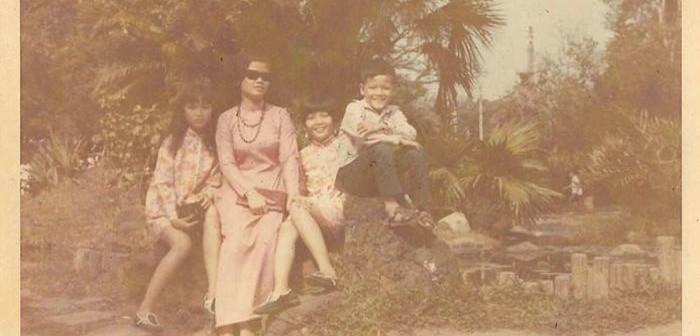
[460,122,562,228]
[27,130,86,191]
[93,104,168,187]
[586,116,680,232]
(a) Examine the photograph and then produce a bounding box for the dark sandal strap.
[385,207,417,227]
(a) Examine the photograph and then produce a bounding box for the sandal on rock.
[252,290,300,315]
[135,312,164,333]
[416,211,436,229]
[385,207,417,227]
[305,271,338,290]
[203,293,215,316]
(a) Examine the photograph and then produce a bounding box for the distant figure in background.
[566,169,584,203]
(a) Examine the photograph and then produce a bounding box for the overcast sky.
[477,0,614,99]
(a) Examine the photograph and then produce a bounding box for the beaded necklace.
[236,104,265,143]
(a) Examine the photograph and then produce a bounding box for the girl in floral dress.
[136,77,221,332]
[254,96,345,315]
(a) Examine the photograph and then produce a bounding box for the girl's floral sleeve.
[145,139,178,224]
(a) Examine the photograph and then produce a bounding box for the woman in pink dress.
[213,56,300,336]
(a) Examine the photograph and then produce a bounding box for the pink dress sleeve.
[216,111,254,197]
[145,139,178,224]
[278,109,301,196]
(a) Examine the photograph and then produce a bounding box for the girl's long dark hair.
[168,77,217,156]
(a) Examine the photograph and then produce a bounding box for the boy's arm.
[386,109,417,141]
[340,102,365,142]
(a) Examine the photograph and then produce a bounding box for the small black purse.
[173,164,217,230]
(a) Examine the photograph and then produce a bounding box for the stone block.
[540,280,554,295]
[657,236,675,284]
[497,271,517,286]
[571,253,587,299]
[554,275,571,299]
[436,211,471,234]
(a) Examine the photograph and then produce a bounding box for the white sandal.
[203,293,215,316]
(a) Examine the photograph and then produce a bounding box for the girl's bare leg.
[202,206,221,296]
[217,324,235,336]
[239,320,259,336]
[137,226,192,314]
[290,204,336,278]
[270,218,298,296]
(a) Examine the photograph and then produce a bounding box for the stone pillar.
[657,236,674,284]
[571,254,587,299]
[498,271,517,286]
[588,257,610,300]
[540,280,554,295]
[673,247,682,285]
[649,267,661,283]
[609,263,624,293]
[554,275,571,299]
[623,263,637,290]
[636,265,650,287]
[523,281,539,294]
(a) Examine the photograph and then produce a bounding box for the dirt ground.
[20,167,681,336]
[408,321,680,336]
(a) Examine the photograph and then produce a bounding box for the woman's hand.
[194,193,211,209]
[172,214,199,231]
[245,189,268,215]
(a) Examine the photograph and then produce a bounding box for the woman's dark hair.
[300,95,339,123]
[168,76,217,156]
[234,52,272,85]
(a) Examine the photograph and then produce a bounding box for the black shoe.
[305,271,338,290]
[135,312,164,333]
[253,291,300,315]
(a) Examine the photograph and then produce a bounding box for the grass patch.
[309,279,681,335]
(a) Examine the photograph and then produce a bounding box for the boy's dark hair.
[300,95,339,122]
[359,57,396,83]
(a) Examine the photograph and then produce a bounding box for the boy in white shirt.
[336,58,433,228]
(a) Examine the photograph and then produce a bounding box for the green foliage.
[94,104,168,185]
[27,130,86,190]
[461,122,562,224]
[586,116,680,228]
[22,0,503,186]
[600,0,681,120]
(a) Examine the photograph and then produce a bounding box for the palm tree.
[347,0,503,120]
[461,122,562,223]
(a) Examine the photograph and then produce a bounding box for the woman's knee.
[203,206,220,230]
[279,219,299,241]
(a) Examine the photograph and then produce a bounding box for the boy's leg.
[336,143,404,198]
[397,147,431,210]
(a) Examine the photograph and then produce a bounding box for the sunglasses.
[244,69,271,82]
